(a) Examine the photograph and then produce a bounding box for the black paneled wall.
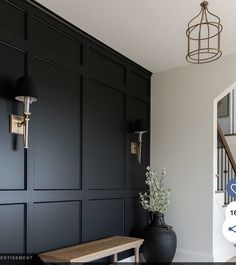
[0,0,151,255]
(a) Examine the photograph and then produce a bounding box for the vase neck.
[151,212,166,227]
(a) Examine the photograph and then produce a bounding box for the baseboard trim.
[174,248,213,262]
[119,249,213,263]
[119,255,134,262]
[119,254,145,263]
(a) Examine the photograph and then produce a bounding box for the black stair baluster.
[217,123,236,206]
[217,137,220,191]
[227,157,230,204]
[221,146,223,191]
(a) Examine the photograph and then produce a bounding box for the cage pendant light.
[186,1,223,64]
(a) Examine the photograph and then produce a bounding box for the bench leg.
[113,253,118,263]
[134,247,140,263]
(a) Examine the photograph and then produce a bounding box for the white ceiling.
[35,0,236,73]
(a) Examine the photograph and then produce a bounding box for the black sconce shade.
[15,76,38,103]
[134,119,147,133]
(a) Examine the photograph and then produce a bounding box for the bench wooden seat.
[39,236,144,263]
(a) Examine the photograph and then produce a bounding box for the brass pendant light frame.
[186,1,223,64]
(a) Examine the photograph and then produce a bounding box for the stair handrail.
[217,122,236,173]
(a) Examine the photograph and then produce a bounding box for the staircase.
[216,123,236,206]
[213,93,236,262]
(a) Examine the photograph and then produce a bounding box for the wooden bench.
[39,236,144,263]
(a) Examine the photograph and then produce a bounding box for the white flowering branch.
[139,167,171,214]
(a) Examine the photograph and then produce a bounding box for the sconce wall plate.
[10,114,24,135]
[131,142,139,155]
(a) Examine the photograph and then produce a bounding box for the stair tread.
[215,190,225,193]
[227,256,236,262]
[225,134,236,137]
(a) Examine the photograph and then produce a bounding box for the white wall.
[151,53,236,262]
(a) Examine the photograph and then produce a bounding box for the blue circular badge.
[226,178,236,198]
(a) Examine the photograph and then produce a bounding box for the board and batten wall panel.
[87,46,126,87]
[33,201,81,252]
[83,79,125,190]
[31,57,81,190]
[32,17,82,70]
[0,0,151,258]
[0,42,25,190]
[0,204,25,253]
[0,0,26,39]
[85,199,124,242]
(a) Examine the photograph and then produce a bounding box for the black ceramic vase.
[142,212,177,263]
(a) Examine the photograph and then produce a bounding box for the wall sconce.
[10,76,38,149]
[131,119,148,164]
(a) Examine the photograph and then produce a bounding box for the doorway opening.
[213,82,236,262]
